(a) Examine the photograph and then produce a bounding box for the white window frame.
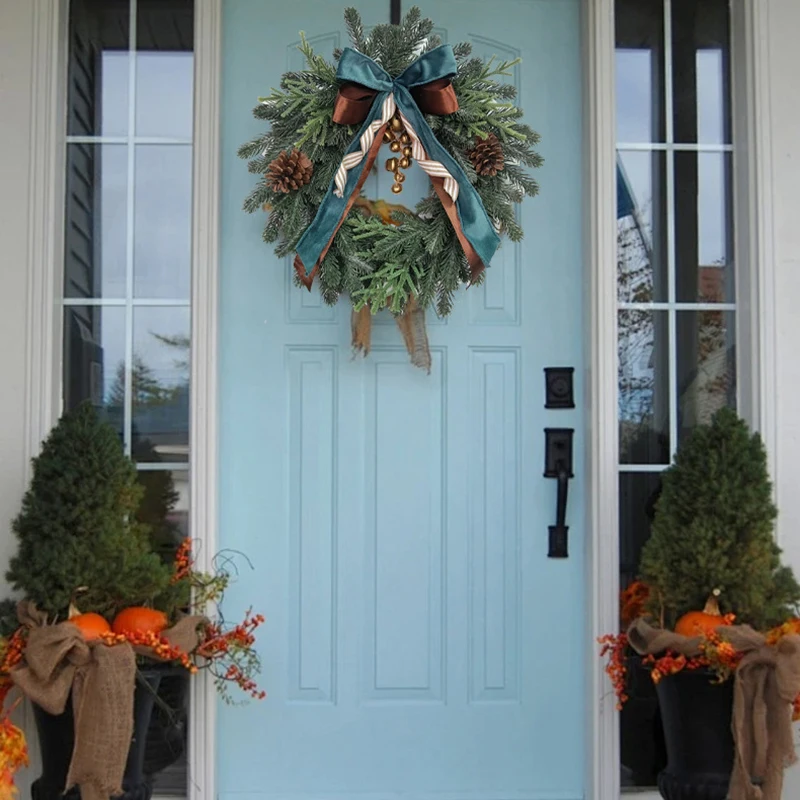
[19,2,774,800]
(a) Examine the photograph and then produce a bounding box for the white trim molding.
[188,4,222,800]
[23,0,68,471]
[730,0,778,481]
[583,1,620,799]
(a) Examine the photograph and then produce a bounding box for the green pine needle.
[239,6,543,316]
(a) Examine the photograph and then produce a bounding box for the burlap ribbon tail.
[11,602,204,800]
[628,618,800,800]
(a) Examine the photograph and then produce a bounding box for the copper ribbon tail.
[294,121,390,290]
[429,174,486,283]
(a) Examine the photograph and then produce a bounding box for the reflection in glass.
[671,0,731,144]
[63,306,125,440]
[617,151,667,303]
[136,469,189,559]
[619,472,663,590]
[137,467,190,792]
[674,152,734,303]
[136,0,194,138]
[615,0,665,143]
[130,307,190,464]
[677,310,736,444]
[136,53,194,139]
[618,310,670,465]
[64,145,128,299]
[67,0,130,137]
[619,473,668,788]
[133,146,193,299]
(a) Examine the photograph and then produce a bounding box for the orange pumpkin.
[112,607,168,636]
[70,612,111,641]
[674,589,730,637]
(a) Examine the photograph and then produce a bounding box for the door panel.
[218,1,585,798]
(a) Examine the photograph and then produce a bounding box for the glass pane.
[133,145,192,299]
[617,151,667,303]
[677,310,736,444]
[136,0,194,139]
[619,471,668,789]
[615,0,665,143]
[619,472,662,591]
[619,310,670,465]
[63,306,126,441]
[67,0,130,137]
[138,467,188,794]
[64,144,128,299]
[674,152,734,303]
[136,469,189,558]
[671,0,731,144]
[131,307,190,463]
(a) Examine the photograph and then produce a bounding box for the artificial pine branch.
[239,6,543,315]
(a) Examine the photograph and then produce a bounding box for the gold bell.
[402,145,413,158]
[390,140,402,153]
[385,157,399,172]
[399,156,411,169]
[400,132,411,145]
[391,182,403,194]
[391,115,403,132]
[394,171,406,183]
[382,129,394,143]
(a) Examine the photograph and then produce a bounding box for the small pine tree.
[6,402,172,620]
[640,407,800,630]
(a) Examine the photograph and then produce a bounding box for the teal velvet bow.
[294,45,501,284]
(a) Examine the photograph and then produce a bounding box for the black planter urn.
[655,669,735,800]
[30,668,166,800]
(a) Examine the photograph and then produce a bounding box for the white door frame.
[17,2,776,800]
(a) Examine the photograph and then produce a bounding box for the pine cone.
[266,148,313,193]
[468,133,504,177]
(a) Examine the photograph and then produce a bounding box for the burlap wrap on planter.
[628,618,800,800]
[11,602,205,800]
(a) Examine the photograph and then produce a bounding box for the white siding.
[0,0,35,590]
[769,0,800,784]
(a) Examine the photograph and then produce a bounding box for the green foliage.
[639,407,800,630]
[239,6,542,318]
[6,402,172,620]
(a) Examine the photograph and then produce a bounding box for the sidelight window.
[62,0,194,795]
[615,0,735,788]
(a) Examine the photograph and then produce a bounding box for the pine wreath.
[239,6,543,319]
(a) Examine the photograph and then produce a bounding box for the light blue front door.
[218,2,585,798]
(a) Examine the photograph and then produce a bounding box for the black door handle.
[544,428,574,558]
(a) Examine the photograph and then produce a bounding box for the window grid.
[63,0,191,465]
[617,0,736,470]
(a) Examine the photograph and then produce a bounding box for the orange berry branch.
[600,581,800,721]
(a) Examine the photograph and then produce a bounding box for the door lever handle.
[544,428,574,558]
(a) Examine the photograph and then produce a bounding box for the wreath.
[239,7,542,365]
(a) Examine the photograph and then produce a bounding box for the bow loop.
[395,44,457,89]
[294,44,500,288]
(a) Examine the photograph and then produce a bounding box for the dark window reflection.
[617,151,668,303]
[136,0,194,139]
[618,310,670,465]
[615,0,665,143]
[674,151,734,303]
[63,306,125,440]
[677,310,736,445]
[131,307,190,464]
[67,0,130,137]
[671,0,731,144]
[64,144,128,299]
